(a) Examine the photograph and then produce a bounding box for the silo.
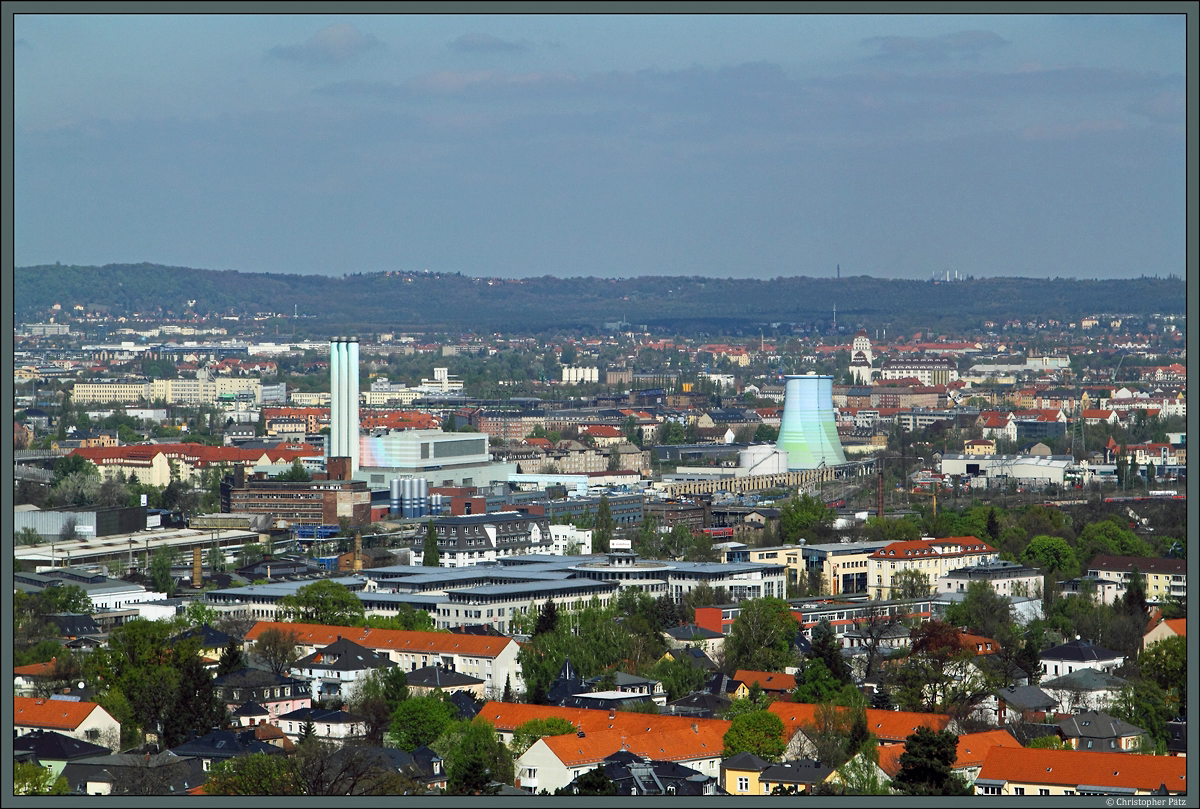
[775,374,846,470]
[417,478,428,518]
[389,478,402,515]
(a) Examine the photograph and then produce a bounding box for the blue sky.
[13,13,1186,279]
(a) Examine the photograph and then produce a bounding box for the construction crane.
[910,480,940,519]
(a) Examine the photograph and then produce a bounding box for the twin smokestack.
[329,337,360,478]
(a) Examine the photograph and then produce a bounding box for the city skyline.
[14,12,1187,280]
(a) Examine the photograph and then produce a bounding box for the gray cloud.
[269,23,382,66]
[449,33,527,53]
[863,30,1008,61]
[812,66,1182,99]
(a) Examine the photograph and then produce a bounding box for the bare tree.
[852,603,905,680]
[253,628,301,676]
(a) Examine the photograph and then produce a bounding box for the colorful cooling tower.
[775,374,846,470]
[329,337,360,474]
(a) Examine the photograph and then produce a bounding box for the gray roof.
[1058,711,1145,740]
[1040,639,1122,662]
[1041,668,1128,692]
[443,578,618,600]
[295,637,393,672]
[995,684,1058,711]
[722,751,770,771]
[12,729,111,761]
[759,759,835,785]
[664,624,723,641]
[406,665,485,689]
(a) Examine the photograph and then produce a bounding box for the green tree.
[555,766,618,796]
[890,568,932,599]
[445,717,515,795]
[725,597,796,673]
[161,650,226,748]
[533,597,559,637]
[51,453,99,487]
[203,753,300,795]
[279,580,365,626]
[943,580,1014,640]
[791,658,856,706]
[509,717,577,758]
[1138,636,1186,714]
[37,583,94,615]
[422,521,439,567]
[149,546,176,596]
[274,459,311,482]
[891,727,971,796]
[1109,680,1172,751]
[722,710,786,761]
[779,493,832,543]
[14,761,70,795]
[216,637,245,677]
[1021,534,1078,577]
[593,495,614,552]
[809,619,852,686]
[390,695,456,752]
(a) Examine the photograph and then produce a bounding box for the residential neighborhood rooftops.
[976,747,1186,793]
[245,621,516,658]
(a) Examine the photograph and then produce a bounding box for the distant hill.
[15,263,1185,335]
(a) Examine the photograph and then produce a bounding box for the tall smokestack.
[353,531,362,571]
[192,546,202,589]
[330,339,343,459]
[328,337,360,476]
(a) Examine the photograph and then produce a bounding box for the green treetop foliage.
[533,597,559,637]
[943,579,1015,640]
[279,580,365,626]
[1137,635,1186,715]
[252,627,302,676]
[891,727,972,796]
[724,597,796,673]
[555,766,618,796]
[721,710,787,761]
[509,717,577,758]
[422,522,439,567]
[1021,535,1078,578]
[809,619,853,686]
[14,761,70,795]
[389,695,456,752]
[593,494,614,552]
[274,459,312,482]
[778,493,833,543]
[444,717,514,795]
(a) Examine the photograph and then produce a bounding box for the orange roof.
[977,747,1186,792]
[14,659,57,678]
[876,743,905,777]
[767,702,949,744]
[954,729,1022,769]
[14,696,105,731]
[733,670,797,692]
[244,621,515,658]
[1162,618,1186,637]
[539,724,727,767]
[871,537,994,559]
[478,701,728,740]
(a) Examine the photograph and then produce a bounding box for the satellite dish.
[78,682,86,689]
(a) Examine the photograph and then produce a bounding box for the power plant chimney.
[353,531,363,571]
[328,337,360,477]
[192,546,202,589]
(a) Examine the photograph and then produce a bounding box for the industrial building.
[221,472,371,527]
[774,375,847,470]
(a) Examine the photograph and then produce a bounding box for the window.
[1014,788,1025,796]
[737,777,749,792]
[1038,789,1050,795]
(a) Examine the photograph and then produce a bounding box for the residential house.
[1142,616,1185,652]
[169,728,286,774]
[562,750,719,796]
[872,728,1023,789]
[1040,639,1124,679]
[1057,711,1147,753]
[212,668,311,722]
[758,759,835,794]
[732,670,796,700]
[658,645,719,673]
[1086,556,1186,605]
[12,729,111,782]
[59,750,206,796]
[14,658,61,697]
[1040,668,1129,714]
[291,636,395,702]
[974,747,1186,796]
[14,696,120,748]
[939,559,1041,599]
[766,702,952,760]
[720,752,772,796]
[405,664,486,699]
[870,536,997,600]
[582,671,667,706]
[990,684,1059,724]
[243,621,523,697]
[276,706,366,743]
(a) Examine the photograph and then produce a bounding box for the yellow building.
[870,537,997,600]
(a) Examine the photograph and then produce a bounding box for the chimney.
[192,546,203,588]
[353,532,362,571]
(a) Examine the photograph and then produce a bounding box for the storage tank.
[389,478,402,515]
[739,444,789,475]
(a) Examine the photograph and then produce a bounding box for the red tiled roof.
[539,724,727,767]
[479,701,728,741]
[14,696,104,731]
[244,621,515,658]
[13,659,57,678]
[733,670,797,692]
[977,747,1186,792]
[871,536,994,559]
[876,729,1020,777]
[767,702,949,744]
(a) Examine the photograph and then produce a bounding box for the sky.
[12,12,1188,280]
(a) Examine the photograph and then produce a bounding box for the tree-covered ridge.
[15,263,1185,333]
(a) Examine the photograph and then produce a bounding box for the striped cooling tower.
[775,374,846,470]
